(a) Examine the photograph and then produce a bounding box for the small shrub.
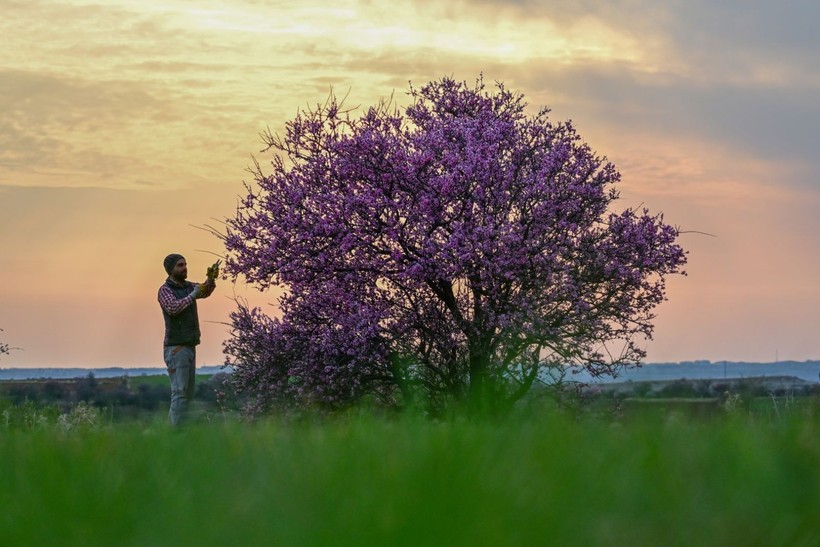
[721,391,743,414]
[57,402,100,433]
[1,400,59,431]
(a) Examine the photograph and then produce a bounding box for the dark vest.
[162,279,201,347]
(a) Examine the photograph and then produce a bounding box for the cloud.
[515,61,820,177]
[660,1,820,78]
[0,69,187,188]
[3,1,818,195]
[0,0,659,189]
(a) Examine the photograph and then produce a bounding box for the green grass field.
[1,406,818,546]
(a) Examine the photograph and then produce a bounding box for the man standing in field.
[158,254,218,426]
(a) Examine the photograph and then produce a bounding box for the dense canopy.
[222,76,687,415]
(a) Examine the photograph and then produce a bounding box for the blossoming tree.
[222,76,687,415]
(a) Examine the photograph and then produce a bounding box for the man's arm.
[158,284,199,316]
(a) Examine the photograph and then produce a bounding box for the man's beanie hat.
[164,253,184,274]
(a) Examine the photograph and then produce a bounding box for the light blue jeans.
[163,345,196,426]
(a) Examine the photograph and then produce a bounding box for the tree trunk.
[467,338,492,415]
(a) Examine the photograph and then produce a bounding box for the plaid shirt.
[158,279,214,316]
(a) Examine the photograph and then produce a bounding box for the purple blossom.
[222,76,687,415]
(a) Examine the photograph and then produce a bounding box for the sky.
[1,0,818,368]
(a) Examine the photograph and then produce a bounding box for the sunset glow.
[2,0,818,367]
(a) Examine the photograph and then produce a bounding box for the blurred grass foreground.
[1,407,818,546]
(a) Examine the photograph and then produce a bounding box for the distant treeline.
[0,366,231,381]
[0,372,239,419]
[586,375,820,399]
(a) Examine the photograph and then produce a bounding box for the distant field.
[127,373,213,388]
[0,373,223,423]
[125,374,167,387]
[1,409,818,546]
